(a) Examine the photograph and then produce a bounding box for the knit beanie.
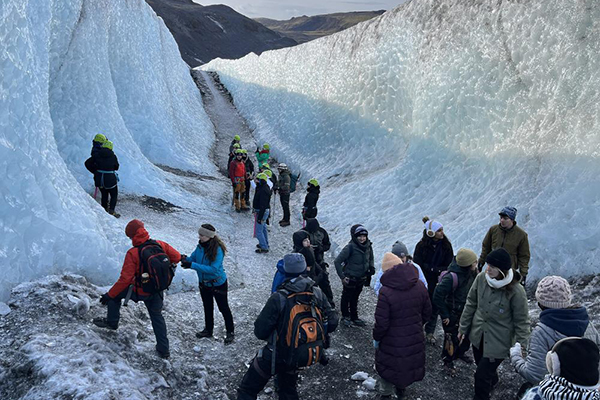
[536,276,572,309]
[485,248,512,271]
[499,206,517,221]
[125,219,144,239]
[354,225,368,237]
[382,252,402,272]
[283,253,307,276]
[391,241,409,258]
[552,337,600,386]
[456,248,478,267]
[424,219,443,237]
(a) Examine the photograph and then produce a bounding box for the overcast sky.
[194,0,408,20]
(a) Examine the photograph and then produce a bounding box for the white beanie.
[424,220,443,237]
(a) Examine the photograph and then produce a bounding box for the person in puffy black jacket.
[292,230,322,283]
[253,173,271,252]
[90,141,120,217]
[303,218,334,306]
[302,179,320,221]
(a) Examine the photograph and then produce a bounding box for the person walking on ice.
[88,140,121,218]
[228,149,247,212]
[253,172,271,253]
[255,143,270,170]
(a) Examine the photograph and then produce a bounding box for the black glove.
[100,293,111,305]
[181,257,192,269]
[364,275,372,287]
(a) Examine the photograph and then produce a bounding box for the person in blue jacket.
[181,224,235,344]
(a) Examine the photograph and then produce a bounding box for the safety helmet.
[257,172,268,181]
[240,149,248,154]
[102,141,114,151]
[263,143,270,150]
[264,170,273,178]
[262,163,271,170]
[278,163,288,170]
[233,143,241,149]
[93,133,107,143]
[234,135,241,141]
[308,178,319,187]
[235,149,244,155]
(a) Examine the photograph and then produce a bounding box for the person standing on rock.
[292,230,322,283]
[432,248,479,375]
[90,140,120,218]
[373,255,432,399]
[93,219,183,359]
[242,149,254,208]
[255,143,270,170]
[478,206,530,285]
[334,224,375,327]
[275,163,292,226]
[413,216,454,345]
[302,179,320,226]
[253,172,271,253]
[181,224,235,344]
[459,248,530,400]
[229,134,241,154]
[228,149,247,212]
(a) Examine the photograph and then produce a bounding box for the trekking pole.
[271,331,277,376]
[123,284,133,307]
[93,187,98,199]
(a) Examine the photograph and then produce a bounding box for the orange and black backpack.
[275,288,326,369]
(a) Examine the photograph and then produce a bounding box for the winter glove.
[373,340,380,349]
[100,293,111,305]
[510,343,522,360]
[181,257,192,269]
[364,275,372,287]
[520,276,527,286]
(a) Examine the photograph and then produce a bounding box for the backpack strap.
[450,272,458,292]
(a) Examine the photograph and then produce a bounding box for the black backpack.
[276,288,326,369]
[137,240,175,293]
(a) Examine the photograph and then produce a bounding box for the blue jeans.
[255,209,270,250]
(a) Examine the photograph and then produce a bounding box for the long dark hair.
[201,224,227,262]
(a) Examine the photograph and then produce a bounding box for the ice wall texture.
[0,0,215,300]
[205,0,600,279]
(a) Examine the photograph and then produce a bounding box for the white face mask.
[485,268,514,289]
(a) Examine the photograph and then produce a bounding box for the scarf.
[538,375,600,400]
[485,268,513,289]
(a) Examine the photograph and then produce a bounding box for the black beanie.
[554,337,600,386]
[485,248,512,271]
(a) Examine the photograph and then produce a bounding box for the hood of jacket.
[380,262,419,291]
[131,228,151,247]
[382,252,402,272]
[280,275,315,293]
[292,230,310,251]
[305,218,319,233]
[97,147,114,159]
[276,259,286,274]
[539,307,590,337]
[307,185,320,194]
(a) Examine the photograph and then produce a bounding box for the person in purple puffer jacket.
[373,260,432,399]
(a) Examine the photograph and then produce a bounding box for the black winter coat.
[334,239,374,280]
[303,218,331,265]
[432,259,476,320]
[244,158,254,179]
[303,186,320,219]
[373,263,432,389]
[91,147,119,189]
[413,233,453,275]
[252,180,271,221]
[292,230,322,282]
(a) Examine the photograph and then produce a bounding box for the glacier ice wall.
[205,0,600,279]
[0,0,215,301]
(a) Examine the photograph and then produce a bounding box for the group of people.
[90,132,599,400]
[85,134,120,218]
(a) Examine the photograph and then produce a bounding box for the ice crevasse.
[204,0,600,280]
[0,0,216,301]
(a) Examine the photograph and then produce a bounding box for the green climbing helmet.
[233,143,241,149]
[262,163,271,170]
[234,135,241,142]
[235,149,244,155]
[241,149,248,154]
[257,172,268,181]
[102,141,114,151]
[308,178,319,187]
[93,133,107,143]
[263,143,270,150]
[264,169,273,178]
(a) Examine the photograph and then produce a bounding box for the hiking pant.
[244,179,251,204]
[340,281,363,320]
[441,314,470,365]
[255,209,270,250]
[423,269,441,334]
[107,289,168,355]
[317,269,335,306]
[199,280,234,334]
[237,347,299,400]
[234,181,246,210]
[472,338,503,400]
[279,193,290,222]
[99,186,118,212]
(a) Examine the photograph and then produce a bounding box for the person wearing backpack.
[302,179,320,223]
[276,163,292,226]
[89,140,120,218]
[255,143,270,170]
[413,216,454,345]
[303,218,335,306]
[292,230,322,284]
[242,149,254,209]
[458,248,530,400]
[229,149,247,212]
[237,253,338,400]
[373,254,432,399]
[181,224,235,345]
[432,248,479,375]
[253,173,271,253]
[334,224,375,327]
[93,219,183,359]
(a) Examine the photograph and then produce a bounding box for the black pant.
[237,347,299,400]
[200,280,234,333]
[423,269,440,334]
[317,269,335,306]
[99,186,118,211]
[279,193,290,222]
[472,338,503,400]
[107,288,168,354]
[244,179,251,205]
[441,314,471,364]
[340,281,363,320]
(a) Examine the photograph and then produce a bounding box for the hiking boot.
[157,350,170,359]
[235,208,241,213]
[444,362,457,377]
[342,317,353,327]
[224,331,235,345]
[255,248,269,253]
[92,317,117,330]
[373,395,392,400]
[107,209,120,218]
[458,353,473,364]
[279,220,290,227]
[426,333,437,345]
[352,318,367,327]
[396,388,406,399]
[196,329,213,339]
[256,244,261,248]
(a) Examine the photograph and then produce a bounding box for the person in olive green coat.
[478,206,530,284]
[459,247,530,400]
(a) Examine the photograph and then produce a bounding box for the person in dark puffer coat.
[91,140,120,217]
[302,179,320,221]
[292,230,322,283]
[373,262,432,399]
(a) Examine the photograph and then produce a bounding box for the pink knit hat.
[535,276,572,309]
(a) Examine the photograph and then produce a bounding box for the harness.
[97,170,119,189]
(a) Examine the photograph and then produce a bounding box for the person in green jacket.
[255,143,270,170]
[478,206,530,285]
[459,247,530,400]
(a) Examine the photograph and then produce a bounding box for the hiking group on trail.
[90,132,600,400]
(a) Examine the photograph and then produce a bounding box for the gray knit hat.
[391,241,409,258]
[536,276,572,309]
[283,253,307,275]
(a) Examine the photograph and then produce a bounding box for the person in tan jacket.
[478,206,530,284]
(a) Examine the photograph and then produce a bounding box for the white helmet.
[278,163,288,170]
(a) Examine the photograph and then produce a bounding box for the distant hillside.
[145,0,297,66]
[255,11,386,44]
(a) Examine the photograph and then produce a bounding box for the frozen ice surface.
[204,0,600,280]
[0,0,216,300]
[351,371,369,381]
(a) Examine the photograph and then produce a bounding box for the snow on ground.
[204,0,600,281]
[0,0,217,301]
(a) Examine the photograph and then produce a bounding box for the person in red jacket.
[93,219,182,359]
[228,150,247,212]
